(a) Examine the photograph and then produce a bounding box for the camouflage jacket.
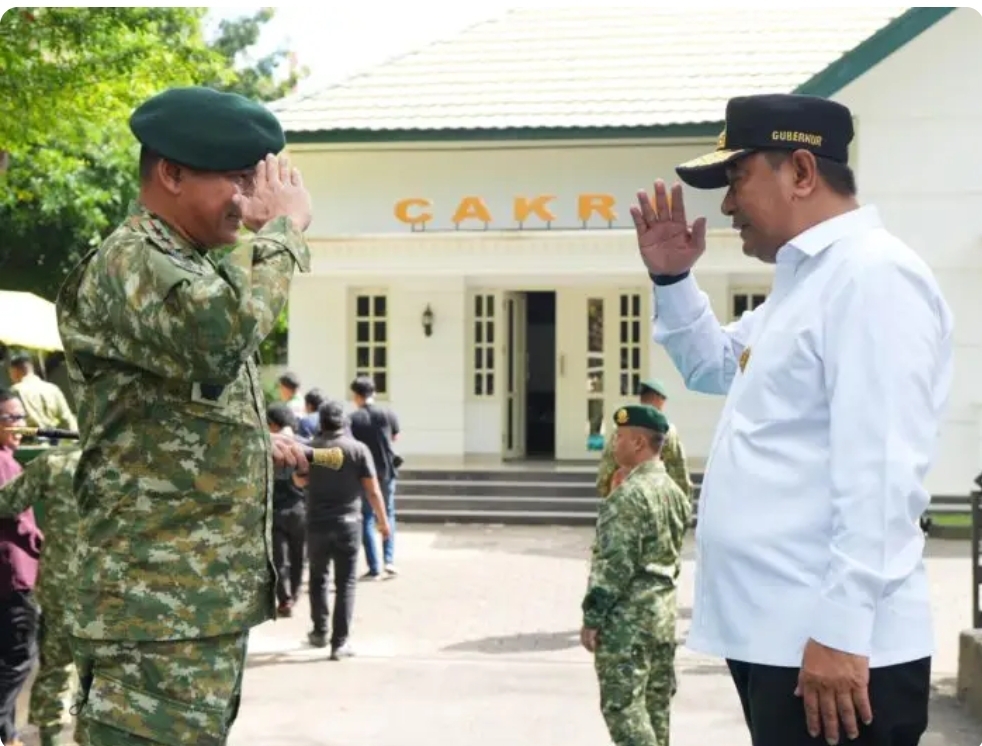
[55,203,310,641]
[0,447,81,614]
[596,422,692,499]
[582,459,691,639]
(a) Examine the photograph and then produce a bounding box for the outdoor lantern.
[422,304,434,337]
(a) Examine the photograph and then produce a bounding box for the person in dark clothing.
[0,388,42,746]
[348,376,401,579]
[266,402,308,617]
[293,399,390,659]
[296,387,325,439]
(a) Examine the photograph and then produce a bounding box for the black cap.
[318,399,347,431]
[129,86,285,172]
[675,94,854,190]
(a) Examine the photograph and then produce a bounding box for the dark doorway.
[524,291,556,458]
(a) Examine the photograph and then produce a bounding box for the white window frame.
[467,290,497,399]
[728,286,769,322]
[349,288,390,400]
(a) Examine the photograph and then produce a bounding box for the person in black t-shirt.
[347,376,401,579]
[266,403,308,617]
[293,400,390,658]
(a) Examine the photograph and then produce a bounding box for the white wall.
[287,139,732,237]
[284,9,982,491]
[832,7,982,495]
[287,274,469,458]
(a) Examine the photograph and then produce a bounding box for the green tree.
[0,7,304,363]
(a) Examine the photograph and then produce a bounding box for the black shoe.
[359,571,382,582]
[330,643,355,660]
[308,630,328,648]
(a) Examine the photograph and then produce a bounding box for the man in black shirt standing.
[294,399,390,659]
[347,376,401,579]
[266,403,309,618]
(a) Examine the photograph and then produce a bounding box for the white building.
[272,7,982,497]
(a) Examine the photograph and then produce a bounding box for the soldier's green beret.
[639,378,668,398]
[613,404,669,434]
[129,86,285,172]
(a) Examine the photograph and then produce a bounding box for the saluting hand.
[234,153,312,233]
[629,180,707,276]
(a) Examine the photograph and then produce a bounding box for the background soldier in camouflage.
[581,404,691,746]
[596,379,692,500]
[54,86,313,746]
[0,445,81,746]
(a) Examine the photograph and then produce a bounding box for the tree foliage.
[0,7,303,362]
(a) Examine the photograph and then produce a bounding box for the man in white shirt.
[631,93,953,746]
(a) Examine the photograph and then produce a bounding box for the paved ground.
[228,525,980,746]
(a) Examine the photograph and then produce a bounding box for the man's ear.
[156,159,184,195]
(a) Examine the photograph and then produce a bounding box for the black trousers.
[307,518,361,647]
[727,657,931,746]
[0,591,39,743]
[272,504,306,606]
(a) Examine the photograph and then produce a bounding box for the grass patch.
[930,513,972,528]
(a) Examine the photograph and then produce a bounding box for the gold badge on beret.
[739,347,751,373]
[615,408,629,425]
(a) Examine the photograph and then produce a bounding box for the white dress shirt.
[652,205,953,668]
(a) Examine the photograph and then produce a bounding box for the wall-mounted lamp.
[421,304,434,337]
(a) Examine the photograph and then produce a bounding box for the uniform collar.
[127,201,202,259]
[776,205,881,265]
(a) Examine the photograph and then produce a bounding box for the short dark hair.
[644,431,666,454]
[0,388,21,407]
[7,351,31,370]
[318,400,347,433]
[350,376,375,399]
[266,402,296,430]
[278,372,300,392]
[304,387,326,411]
[763,150,857,197]
[139,146,162,183]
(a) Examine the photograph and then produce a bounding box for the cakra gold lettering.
[770,130,823,147]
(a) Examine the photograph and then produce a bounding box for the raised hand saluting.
[630,180,707,277]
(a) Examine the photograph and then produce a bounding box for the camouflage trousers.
[595,636,677,746]
[70,632,248,746]
[33,604,76,739]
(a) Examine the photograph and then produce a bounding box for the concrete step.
[397,508,598,526]
[398,469,598,484]
[398,480,598,498]
[398,494,600,513]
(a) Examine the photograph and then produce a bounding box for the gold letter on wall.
[513,195,557,225]
[394,198,433,226]
[577,193,617,223]
[452,196,492,225]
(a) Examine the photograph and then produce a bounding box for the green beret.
[129,86,285,172]
[639,378,668,399]
[613,404,669,434]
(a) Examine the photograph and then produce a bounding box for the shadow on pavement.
[442,629,582,654]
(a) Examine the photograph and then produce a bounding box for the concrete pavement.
[231,525,981,746]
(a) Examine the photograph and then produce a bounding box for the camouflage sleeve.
[662,426,693,499]
[582,487,642,628]
[595,433,617,498]
[100,216,311,383]
[0,461,43,517]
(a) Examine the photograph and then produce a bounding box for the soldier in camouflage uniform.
[0,445,81,746]
[581,404,691,746]
[54,86,312,746]
[596,378,692,500]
